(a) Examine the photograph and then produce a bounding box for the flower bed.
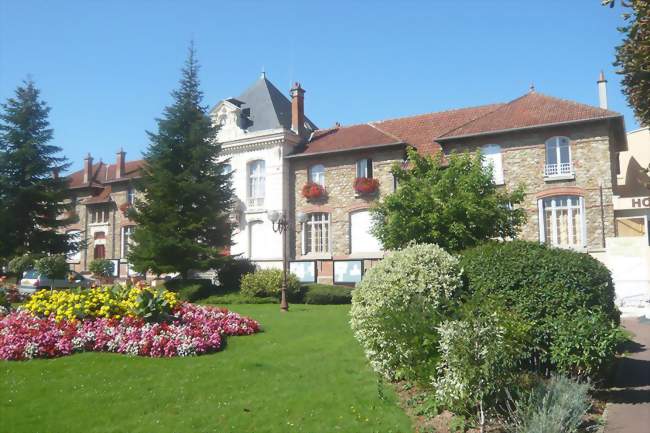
[1,289,260,360]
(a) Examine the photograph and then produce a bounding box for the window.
[222,163,233,175]
[122,226,134,258]
[90,206,109,224]
[481,144,504,185]
[538,195,585,248]
[247,160,265,207]
[350,210,382,253]
[309,164,325,186]
[616,217,647,237]
[302,213,330,254]
[545,136,572,177]
[94,244,106,259]
[249,220,264,259]
[66,230,81,263]
[127,187,135,204]
[356,158,373,178]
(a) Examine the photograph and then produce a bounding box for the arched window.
[309,164,325,186]
[302,213,330,254]
[544,136,572,177]
[356,158,373,178]
[247,160,265,207]
[538,195,585,248]
[121,226,134,258]
[481,144,504,185]
[350,210,382,253]
[127,187,135,204]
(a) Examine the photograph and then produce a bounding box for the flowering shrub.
[353,177,379,195]
[350,243,463,380]
[301,182,326,200]
[0,303,259,360]
[24,286,179,322]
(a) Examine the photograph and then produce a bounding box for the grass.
[1,304,412,433]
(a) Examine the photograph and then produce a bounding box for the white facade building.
[210,74,316,268]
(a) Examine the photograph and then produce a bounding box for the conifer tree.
[0,79,73,260]
[128,45,233,277]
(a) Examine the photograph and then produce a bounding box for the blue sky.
[0,0,635,173]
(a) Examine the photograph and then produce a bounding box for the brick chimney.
[290,82,306,137]
[597,71,608,110]
[116,148,126,179]
[83,153,93,184]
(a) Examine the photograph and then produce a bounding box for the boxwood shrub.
[240,269,300,299]
[460,240,620,376]
[302,284,353,304]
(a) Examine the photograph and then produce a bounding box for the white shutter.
[350,211,382,253]
[481,145,504,185]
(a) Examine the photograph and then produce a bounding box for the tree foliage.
[605,0,650,125]
[0,80,74,260]
[371,148,526,252]
[128,45,233,277]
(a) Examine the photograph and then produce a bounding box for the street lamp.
[267,209,308,312]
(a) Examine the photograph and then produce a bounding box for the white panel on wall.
[249,221,265,259]
[350,210,382,253]
[481,144,504,185]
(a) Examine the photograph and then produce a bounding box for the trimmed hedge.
[302,284,353,305]
[460,240,620,376]
[240,269,300,299]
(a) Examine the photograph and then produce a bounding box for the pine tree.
[0,79,73,260]
[128,45,233,278]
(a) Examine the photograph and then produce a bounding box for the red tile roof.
[290,124,400,156]
[290,92,621,157]
[68,160,144,188]
[83,185,113,204]
[439,92,621,139]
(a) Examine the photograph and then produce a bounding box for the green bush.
[350,243,463,381]
[433,298,531,421]
[200,293,278,305]
[506,375,591,433]
[88,259,114,279]
[8,254,42,279]
[303,284,353,304]
[163,279,215,302]
[0,289,8,308]
[460,240,620,375]
[550,308,625,378]
[35,255,69,280]
[218,258,256,291]
[240,269,300,298]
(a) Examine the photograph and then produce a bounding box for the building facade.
[287,88,627,285]
[65,150,143,277]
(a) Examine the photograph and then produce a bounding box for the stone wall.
[442,121,617,251]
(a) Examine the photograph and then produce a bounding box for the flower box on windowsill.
[302,182,327,202]
[353,177,379,197]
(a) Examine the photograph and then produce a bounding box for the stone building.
[65,150,143,277]
[287,86,626,285]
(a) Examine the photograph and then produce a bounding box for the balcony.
[544,162,575,180]
[247,197,264,208]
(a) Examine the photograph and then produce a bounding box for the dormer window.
[544,136,573,178]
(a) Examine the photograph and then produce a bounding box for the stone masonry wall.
[442,121,617,251]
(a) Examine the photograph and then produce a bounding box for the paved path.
[603,317,650,433]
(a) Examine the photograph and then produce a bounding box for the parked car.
[18,270,94,294]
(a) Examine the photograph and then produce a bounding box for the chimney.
[290,82,306,137]
[83,153,93,184]
[597,71,608,110]
[116,148,126,178]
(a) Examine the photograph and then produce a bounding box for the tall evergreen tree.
[0,79,73,260]
[128,45,233,278]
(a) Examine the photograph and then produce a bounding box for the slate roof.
[224,75,317,133]
[291,91,622,157]
[68,160,144,189]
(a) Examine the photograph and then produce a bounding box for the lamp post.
[267,209,307,312]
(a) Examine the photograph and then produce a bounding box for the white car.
[18,270,94,294]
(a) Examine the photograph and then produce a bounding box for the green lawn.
[1,304,412,433]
